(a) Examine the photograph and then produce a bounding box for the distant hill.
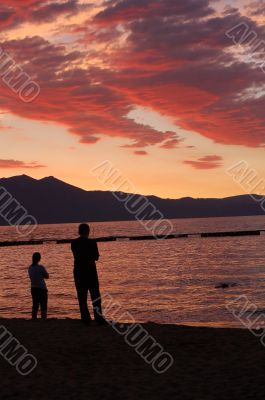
[0,174,263,225]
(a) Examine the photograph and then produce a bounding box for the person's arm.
[71,241,75,255]
[71,240,77,260]
[94,240,100,261]
[42,266,49,279]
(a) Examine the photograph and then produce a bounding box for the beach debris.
[244,309,265,315]
[215,283,237,289]
[202,230,260,238]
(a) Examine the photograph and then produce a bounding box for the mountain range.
[0,174,263,226]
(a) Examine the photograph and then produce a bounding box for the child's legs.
[31,288,40,319]
[39,289,48,319]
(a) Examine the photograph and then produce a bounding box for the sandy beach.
[0,319,265,400]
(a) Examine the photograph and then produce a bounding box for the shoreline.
[0,317,249,330]
[1,319,264,399]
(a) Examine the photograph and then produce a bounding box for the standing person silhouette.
[71,223,106,325]
[28,252,49,320]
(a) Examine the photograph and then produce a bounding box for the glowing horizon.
[0,0,265,199]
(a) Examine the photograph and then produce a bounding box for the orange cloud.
[0,160,45,169]
[183,155,223,170]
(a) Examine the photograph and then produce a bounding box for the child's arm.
[42,266,49,279]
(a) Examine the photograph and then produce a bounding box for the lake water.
[1,215,265,328]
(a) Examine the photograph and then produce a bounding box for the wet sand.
[0,319,265,400]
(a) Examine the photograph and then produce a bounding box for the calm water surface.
[1,216,265,328]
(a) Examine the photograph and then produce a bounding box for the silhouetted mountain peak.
[0,174,37,187]
[39,176,59,183]
[39,175,55,181]
[38,176,86,193]
[1,174,36,182]
[0,174,263,225]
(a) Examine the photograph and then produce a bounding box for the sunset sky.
[0,0,265,199]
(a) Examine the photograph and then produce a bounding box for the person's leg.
[89,285,103,321]
[40,289,48,319]
[88,268,106,322]
[74,271,91,322]
[77,286,91,322]
[31,288,39,319]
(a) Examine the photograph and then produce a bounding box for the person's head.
[32,252,41,264]
[79,223,90,238]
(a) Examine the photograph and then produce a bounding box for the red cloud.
[95,0,214,25]
[247,1,265,16]
[183,156,223,170]
[0,36,181,149]
[0,1,264,150]
[134,150,148,155]
[0,160,45,169]
[0,1,89,31]
[96,8,265,148]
